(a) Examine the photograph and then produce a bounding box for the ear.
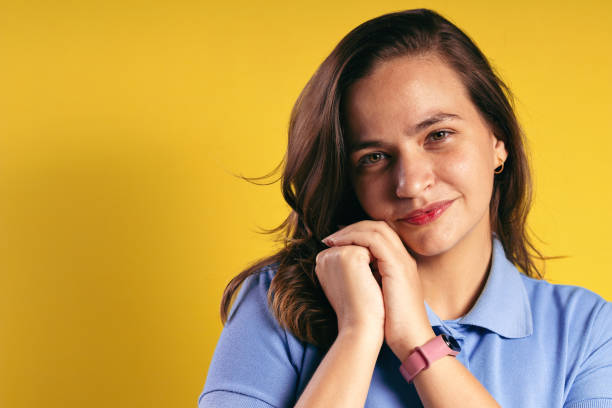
[492,134,508,166]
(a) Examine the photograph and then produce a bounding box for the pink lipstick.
[400,200,454,225]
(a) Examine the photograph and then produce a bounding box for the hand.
[315,243,385,339]
[322,221,435,361]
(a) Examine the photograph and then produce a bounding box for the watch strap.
[399,334,460,383]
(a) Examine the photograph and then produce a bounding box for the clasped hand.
[316,220,434,360]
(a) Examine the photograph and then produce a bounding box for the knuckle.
[315,249,329,268]
[372,220,386,229]
[379,220,392,232]
[316,245,371,270]
[340,245,370,264]
[336,245,356,259]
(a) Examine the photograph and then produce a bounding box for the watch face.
[441,334,461,352]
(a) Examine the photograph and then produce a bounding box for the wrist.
[338,324,385,347]
[388,326,436,362]
[398,334,462,383]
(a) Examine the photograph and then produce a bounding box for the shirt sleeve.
[564,300,612,407]
[198,266,302,408]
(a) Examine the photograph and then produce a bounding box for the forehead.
[343,54,477,139]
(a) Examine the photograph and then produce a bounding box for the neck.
[413,218,494,321]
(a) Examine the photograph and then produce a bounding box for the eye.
[427,130,453,142]
[358,152,388,166]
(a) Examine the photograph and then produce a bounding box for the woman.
[199,9,612,407]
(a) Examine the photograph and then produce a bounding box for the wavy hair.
[219,8,554,349]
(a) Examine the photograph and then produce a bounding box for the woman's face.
[343,53,507,257]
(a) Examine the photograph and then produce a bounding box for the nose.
[394,149,435,198]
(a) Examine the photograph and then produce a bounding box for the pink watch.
[399,334,461,383]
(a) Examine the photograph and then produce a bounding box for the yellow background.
[1,1,610,407]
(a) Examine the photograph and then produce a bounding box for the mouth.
[399,199,455,226]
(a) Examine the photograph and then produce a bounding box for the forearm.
[391,328,500,408]
[413,355,500,407]
[294,327,383,408]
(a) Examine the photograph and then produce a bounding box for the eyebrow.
[349,112,462,153]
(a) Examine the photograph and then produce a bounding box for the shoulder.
[200,261,308,407]
[518,278,612,403]
[227,261,280,320]
[520,274,609,315]
[225,261,309,367]
[520,274,611,341]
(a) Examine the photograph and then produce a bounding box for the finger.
[317,244,376,264]
[325,220,403,251]
[322,229,394,265]
[329,220,395,241]
[372,267,382,287]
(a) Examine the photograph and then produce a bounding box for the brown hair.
[220,8,554,349]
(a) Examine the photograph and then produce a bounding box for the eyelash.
[357,130,453,166]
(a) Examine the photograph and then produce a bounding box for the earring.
[494,159,504,174]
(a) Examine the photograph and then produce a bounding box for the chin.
[400,228,458,258]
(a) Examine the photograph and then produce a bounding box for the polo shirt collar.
[424,235,533,339]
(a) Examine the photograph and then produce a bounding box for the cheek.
[440,144,493,201]
[352,173,392,218]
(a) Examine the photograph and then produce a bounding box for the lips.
[402,199,454,218]
[400,199,455,225]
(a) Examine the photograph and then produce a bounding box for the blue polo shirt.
[198,237,612,407]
